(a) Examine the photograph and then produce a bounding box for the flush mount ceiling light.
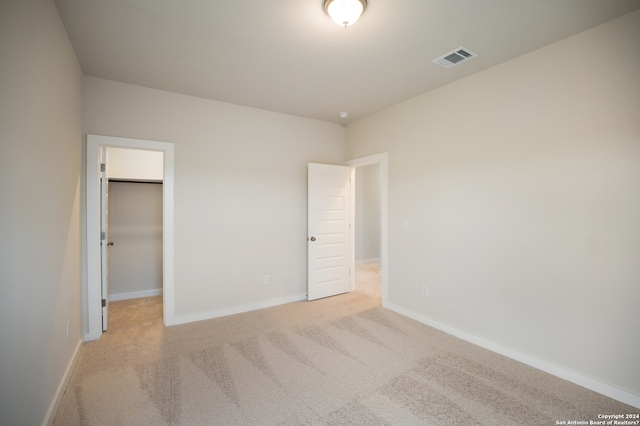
[324,0,367,27]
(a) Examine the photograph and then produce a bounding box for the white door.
[308,163,352,300]
[99,147,110,331]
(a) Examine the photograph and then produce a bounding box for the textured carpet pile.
[54,271,634,425]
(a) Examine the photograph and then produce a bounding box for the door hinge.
[100,231,106,240]
[102,299,106,307]
[100,163,106,172]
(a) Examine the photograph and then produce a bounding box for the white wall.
[355,164,380,262]
[83,76,346,321]
[347,10,640,398]
[107,147,164,181]
[0,0,83,424]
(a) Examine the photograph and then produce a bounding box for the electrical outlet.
[263,275,269,284]
[402,220,408,231]
[422,285,429,296]
[66,320,70,338]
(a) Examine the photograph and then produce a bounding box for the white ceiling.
[54,0,640,123]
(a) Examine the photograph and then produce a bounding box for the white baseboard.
[385,302,640,409]
[109,288,163,301]
[355,257,380,266]
[173,293,307,326]
[43,338,83,426]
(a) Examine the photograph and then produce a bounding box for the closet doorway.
[86,135,175,341]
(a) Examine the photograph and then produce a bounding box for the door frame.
[85,134,175,341]
[346,153,389,307]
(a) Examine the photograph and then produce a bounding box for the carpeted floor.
[54,266,634,425]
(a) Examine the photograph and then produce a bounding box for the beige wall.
[83,77,346,320]
[0,0,83,424]
[108,182,163,299]
[347,10,640,396]
[355,164,380,262]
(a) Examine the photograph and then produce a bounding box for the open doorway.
[107,149,164,331]
[354,163,381,302]
[347,153,389,307]
[307,154,388,304]
[86,135,175,342]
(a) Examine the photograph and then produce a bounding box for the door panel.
[308,163,351,301]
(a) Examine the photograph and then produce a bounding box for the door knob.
[309,236,316,241]
[108,241,114,246]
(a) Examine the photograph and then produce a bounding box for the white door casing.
[307,163,352,300]
[99,147,110,331]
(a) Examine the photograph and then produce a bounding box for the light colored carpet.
[354,262,382,301]
[54,268,633,425]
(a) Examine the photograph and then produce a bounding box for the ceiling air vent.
[433,47,477,69]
